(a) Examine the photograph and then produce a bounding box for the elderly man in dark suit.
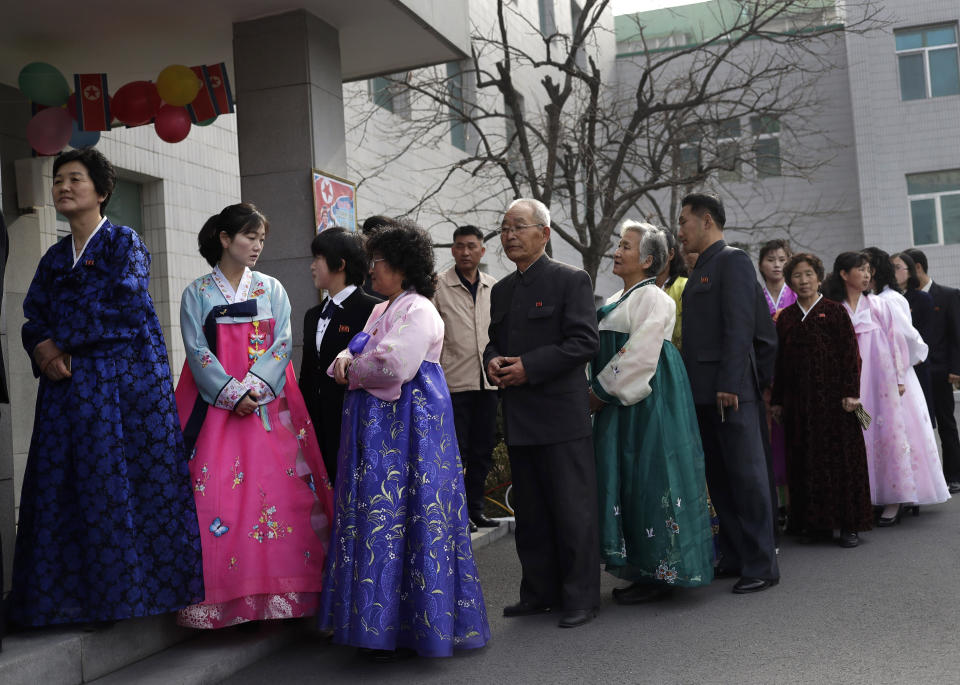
[484,198,601,628]
[678,193,780,594]
[904,249,960,494]
[299,227,382,482]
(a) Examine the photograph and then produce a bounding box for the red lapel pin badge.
[339,325,350,333]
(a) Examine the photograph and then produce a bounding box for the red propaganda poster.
[312,170,357,233]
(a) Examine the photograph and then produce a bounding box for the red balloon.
[154,104,191,143]
[112,81,161,127]
[27,107,73,155]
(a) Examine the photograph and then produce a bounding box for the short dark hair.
[823,251,869,302]
[53,147,117,211]
[362,215,391,236]
[759,238,792,264]
[864,246,897,294]
[453,225,484,242]
[198,202,270,267]
[311,227,367,287]
[784,252,825,284]
[681,192,725,228]
[366,218,437,298]
[891,252,922,291]
[904,248,928,273]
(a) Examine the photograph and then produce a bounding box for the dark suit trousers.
[696,402,779,581]
[508,437,600,611]
[451,391,499,517]
[931,370,960,482]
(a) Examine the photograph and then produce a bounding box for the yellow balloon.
[156,65,202,106]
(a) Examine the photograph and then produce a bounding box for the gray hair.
[506,198,551,227]
[620,220,668,276]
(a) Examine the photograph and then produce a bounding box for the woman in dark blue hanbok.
[320,219,489,659]
[8,148,203,627]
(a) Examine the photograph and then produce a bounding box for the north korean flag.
[186,63,235,123]
[73,74,111,131]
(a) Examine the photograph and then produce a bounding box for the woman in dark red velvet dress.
[770,253,874,548]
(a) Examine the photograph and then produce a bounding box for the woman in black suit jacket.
[299,228,381,482]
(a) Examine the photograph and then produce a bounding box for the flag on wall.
[186,63,235,123]
[73,74,111,131]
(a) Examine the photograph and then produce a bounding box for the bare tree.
[346,0,884,281]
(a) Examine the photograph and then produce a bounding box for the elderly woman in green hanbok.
[587,221,713,604]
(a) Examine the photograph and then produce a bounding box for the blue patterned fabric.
[319,361,490,657]
[9,221,204,626]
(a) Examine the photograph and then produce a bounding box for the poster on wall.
[312,169,357,233]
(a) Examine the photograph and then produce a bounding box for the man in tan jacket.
[433,225,501,531]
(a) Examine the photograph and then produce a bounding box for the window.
[368,74,410,116]
[570,0,587,69]
[447,62,467,151]
[895,24,960,100]
[369,76,394,113]
[751,116,781,178]
[715,118,742,183]
[908,169,960,245]
[539,0,556,36]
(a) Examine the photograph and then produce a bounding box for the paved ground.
[226,497,960,685]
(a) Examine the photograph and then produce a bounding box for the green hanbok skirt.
[592,333,713,587]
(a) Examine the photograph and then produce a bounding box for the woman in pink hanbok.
[174,203,334,628]
[758,240,797,514]
[824,252,922,526]
[865,248,950,516]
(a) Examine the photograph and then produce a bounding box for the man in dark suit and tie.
[299,228,382,482]
[678,193,780,593]
[484,198,601,629]
[904,249,960,494]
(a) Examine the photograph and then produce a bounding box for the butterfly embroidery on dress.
[210,517,229,537]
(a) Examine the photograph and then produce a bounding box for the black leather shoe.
[612,583,674,605]
[838,531,859,548]
[877,504,903,527]
[732,577,779,594]
[469,520,478,533]
[470,514,501,528]
[503,601,553,617]
[557,608,596,628]
[948,482,960,494]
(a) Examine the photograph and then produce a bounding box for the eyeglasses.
[497,223,542,236]
[369,257,386,269]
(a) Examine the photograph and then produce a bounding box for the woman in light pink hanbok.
[864,248,950,516]
[174,203,334,628]
[758,240,797,509]
[825,252,917,525]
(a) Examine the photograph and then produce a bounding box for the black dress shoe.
[470,514,501,528]
[948,481,960,494]
[503,601,553,617]
[877,504,903,527]
[732,577,779,594]
[469,520,478,533]
[612,583,674,605]
[838,531,859,548]
[557,608,596,628]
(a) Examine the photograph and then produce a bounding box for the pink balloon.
[154,104,191,143]
[27,107,73,155]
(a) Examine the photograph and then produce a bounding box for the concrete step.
[0,613,192,685]
[87,620,309,685]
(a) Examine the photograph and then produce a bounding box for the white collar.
[212,265,253,303]
[72,216,108,268]
[329,285,357,307]
[763,282,787,309]
[921,279,933,293]
[798,294,823,321]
